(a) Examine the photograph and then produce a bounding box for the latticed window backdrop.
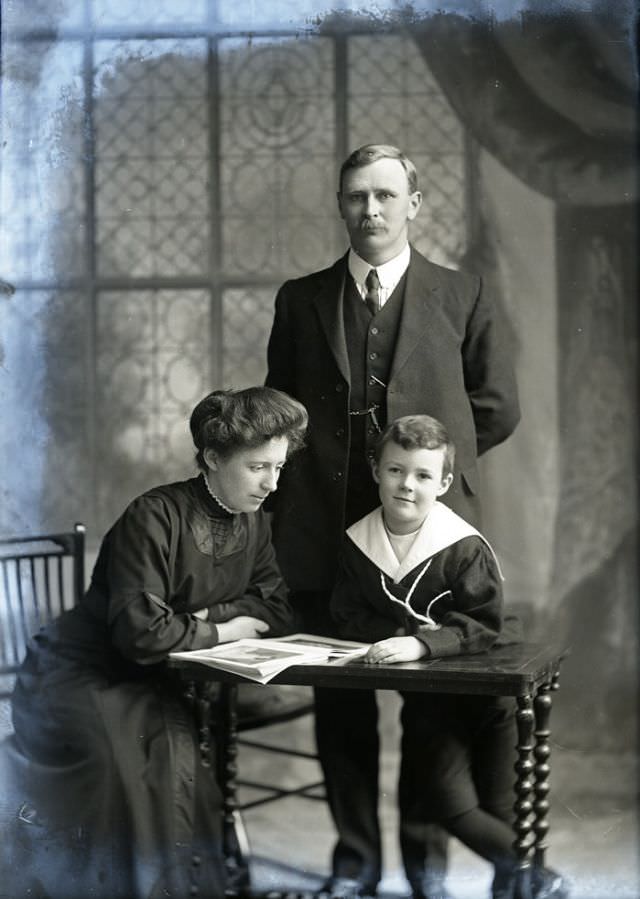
[1,9,467,534]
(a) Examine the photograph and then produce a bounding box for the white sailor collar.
[346,501,504,584]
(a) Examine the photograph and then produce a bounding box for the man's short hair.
[339,144,418,194]
[374,414,455,479]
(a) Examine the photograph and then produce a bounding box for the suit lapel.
[389,247,442,380]
[311,248,444,386]
[312,254,351,385]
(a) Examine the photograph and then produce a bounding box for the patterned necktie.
[364,268,380,316]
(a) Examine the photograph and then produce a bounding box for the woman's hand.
[216,616,270,643]
[364,636,427,665]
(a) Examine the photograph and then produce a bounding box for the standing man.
[265,144,520,899]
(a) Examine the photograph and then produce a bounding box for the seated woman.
[6,386,308,899]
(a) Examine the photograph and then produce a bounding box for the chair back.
[0,523,85,690]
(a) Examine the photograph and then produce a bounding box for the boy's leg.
[445,806,516,866]
[444,807,517,899]
[471,696,518,826]
[398,694,450,898]
[400,693,516,898]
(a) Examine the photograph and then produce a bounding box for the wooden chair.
[235,682,325,810]
[210,681,326,895]
[0,524,85,698]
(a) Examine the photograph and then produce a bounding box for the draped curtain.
[411,11,637,205]
[410,10,637,747]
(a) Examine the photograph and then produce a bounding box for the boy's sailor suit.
[330,501,521,888]
[331,500,520,653]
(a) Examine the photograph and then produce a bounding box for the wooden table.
[171,642,569,899]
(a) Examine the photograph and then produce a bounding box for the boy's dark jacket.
[331,501,521,657]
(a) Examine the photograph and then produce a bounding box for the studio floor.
[0,689,637,899]
[237,691,638,899]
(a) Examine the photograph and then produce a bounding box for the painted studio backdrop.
[0,0,637,753]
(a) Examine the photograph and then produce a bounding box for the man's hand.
[364,636,427,664]
[216,616,270,643]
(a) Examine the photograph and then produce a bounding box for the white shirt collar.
[348,244,411,293]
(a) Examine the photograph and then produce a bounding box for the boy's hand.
[216,616,270,643]
[365,636,427,664]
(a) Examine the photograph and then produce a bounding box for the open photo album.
[169,633,370,684]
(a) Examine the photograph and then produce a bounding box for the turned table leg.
[532,669,560,874]
[513,693,535,899]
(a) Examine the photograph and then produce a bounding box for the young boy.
[330,415,567,899]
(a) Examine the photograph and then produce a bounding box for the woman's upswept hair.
[374,414,455,478]
[190,386,308,470]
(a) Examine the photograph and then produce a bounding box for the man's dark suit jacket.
[266,247,520,592]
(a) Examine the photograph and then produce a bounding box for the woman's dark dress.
[6,476,293,899]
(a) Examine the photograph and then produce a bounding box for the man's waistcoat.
[343,271,408,460]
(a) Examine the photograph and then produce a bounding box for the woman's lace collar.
[201,472,239,516]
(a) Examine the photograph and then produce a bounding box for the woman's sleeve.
[414,538,503,658]
[106,495,218,664]
[218,512,294,636]
[330,544,403,643]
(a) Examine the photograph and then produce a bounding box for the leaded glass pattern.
[94,39,209,278]
[37,289,92,529]
[2,22,469,540]
[222,287,277,388]
[348,34,466,268]
[96,288,210,526]
[0,289,89,534]
[219,37,339,278]
[409,152,466,265]
[216,32,467,402]
[0,40,86,282]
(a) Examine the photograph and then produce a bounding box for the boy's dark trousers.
[399,692,517,894]
[291,591,449,894]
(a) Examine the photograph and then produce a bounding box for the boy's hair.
[190,386,308,469]
[374,415,455,478]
